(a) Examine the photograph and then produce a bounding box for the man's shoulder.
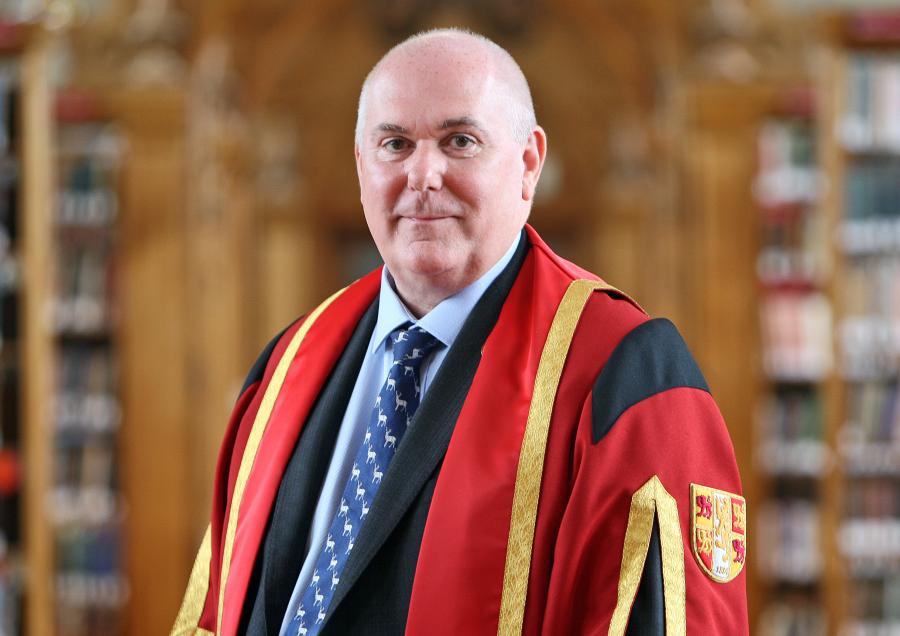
[590,315,710,443]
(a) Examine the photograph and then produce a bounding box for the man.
[172,28,747,636]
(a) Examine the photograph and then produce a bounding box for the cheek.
[370,165,406,195]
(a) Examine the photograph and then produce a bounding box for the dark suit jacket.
[240,235,529,635]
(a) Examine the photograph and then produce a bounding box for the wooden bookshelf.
[0,22,133,636]
[819,13,900,633]
[751,85,840,635]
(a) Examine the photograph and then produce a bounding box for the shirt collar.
[370,233,520,354]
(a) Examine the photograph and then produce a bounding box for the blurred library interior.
[1,0,900,634]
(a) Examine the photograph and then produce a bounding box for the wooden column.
[20,27,55,636]
[113,88,193,636]
[680,81,776,631]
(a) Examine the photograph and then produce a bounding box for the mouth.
[398,213,458,225]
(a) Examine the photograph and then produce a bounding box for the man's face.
[355,51,535,304]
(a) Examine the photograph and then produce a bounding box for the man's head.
[355,28,547,316]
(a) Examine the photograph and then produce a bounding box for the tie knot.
[390,325,441,365]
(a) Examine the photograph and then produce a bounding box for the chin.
[400,249,458,279]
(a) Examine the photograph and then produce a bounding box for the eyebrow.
[372,117,489,138]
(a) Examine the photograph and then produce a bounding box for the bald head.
[355,28,537,146]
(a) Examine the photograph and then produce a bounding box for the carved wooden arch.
[222,0,674,118]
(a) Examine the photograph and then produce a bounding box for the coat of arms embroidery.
[690,483,746,583]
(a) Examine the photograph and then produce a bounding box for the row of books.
[758,601,826,636]
[52,460,117,522]
[0,556,20,636]
[755,119,819,206]
[55,242,114,336]
[759,291,833,382]
[57,149,119,227]
[839,518,900,575]
[846,578,900,622]
[55,524,122,577]
[757,244,829,288]
[843,478,900,519]
[756,387,830,476]
[56,345,119,435]
[0,63,16,157]
[757,500,822,583]
[841,379,900,449]
[843,620,900,635]
[845,158,900,221]
[842,54,900,153]
[839,255,900,378]
[760,386,824,440]
[842,218,900,255]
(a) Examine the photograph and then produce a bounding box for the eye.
[381,138,410,152]
[449,134,475,149]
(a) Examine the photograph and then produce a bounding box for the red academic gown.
[172,224,748,635]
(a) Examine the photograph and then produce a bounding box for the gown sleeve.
[542,319,748,635]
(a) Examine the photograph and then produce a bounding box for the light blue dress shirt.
[279,235,520,633]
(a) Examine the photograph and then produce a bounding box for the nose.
[406,143,446,192]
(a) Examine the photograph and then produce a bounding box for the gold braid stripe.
[216,288,346,634]
[497,279,617,635]
[170,525,213,635]
[608,475,686,636]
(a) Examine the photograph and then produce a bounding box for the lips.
[402,215,451,221]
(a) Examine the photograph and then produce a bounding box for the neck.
[391,274,464,318]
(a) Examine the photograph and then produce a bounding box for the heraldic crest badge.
[690,483,746,583]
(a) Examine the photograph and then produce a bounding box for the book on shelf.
[755,118,820,209]
[842,54,900,154]
[757,499,823,583]
[758,599,826,636]
[757,387,831,476]
[760,291,833,382]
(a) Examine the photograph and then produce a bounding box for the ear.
[355,143,365,202]
[521,125,547,201]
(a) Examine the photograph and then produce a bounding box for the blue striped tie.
[287,324,441,635]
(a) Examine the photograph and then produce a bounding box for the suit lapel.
[254,300,379,634]
[326,233,529,622]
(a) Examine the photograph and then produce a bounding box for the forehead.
[363,51,507,133]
